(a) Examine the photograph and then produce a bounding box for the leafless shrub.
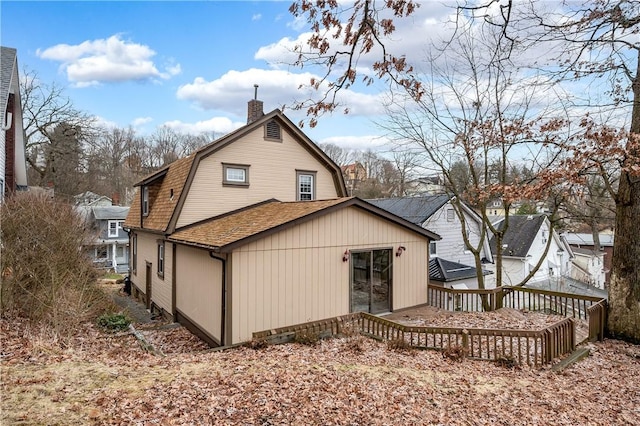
[495,354,520,369]
[245,337,269,350]
[386,337,414,353]
[0,192,114,338]
[338,321,361,338]
[294,329,320,346]
[343,335,367,353]
[442,344,468,362]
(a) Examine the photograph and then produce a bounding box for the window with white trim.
[108,220,123,237]
[222,163,250,186]
[430,241,437,256]
[132,233,137,274]
[297,171,316,201]
[157,241,165,277]
[446,208,455,221]
[142,186,149,216]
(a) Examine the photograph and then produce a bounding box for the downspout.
[209,251,227,346]
[1,112,12,130]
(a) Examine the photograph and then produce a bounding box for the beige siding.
[229,206,429,344]
[177,127,339,227]
[131,232,172,313]
[131,232,172,314]
[175,245,223,343]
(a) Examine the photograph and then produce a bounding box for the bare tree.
[20,68,97,187]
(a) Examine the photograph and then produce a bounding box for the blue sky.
[2,1,625,156]
[2,0,428,150]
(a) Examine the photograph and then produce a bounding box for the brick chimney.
[112,192,120,206]
[247,84,264,124]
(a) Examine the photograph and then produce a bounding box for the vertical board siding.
[175,245,223,343]
[177,127,340,227]
[135,232,171,314]
[230,206,429,344]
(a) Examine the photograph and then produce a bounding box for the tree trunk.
[607,51,640,342]
[607,171,640,342]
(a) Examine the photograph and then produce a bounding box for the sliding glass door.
[350,249,392,314]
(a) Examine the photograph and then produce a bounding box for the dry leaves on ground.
[2,314,640,425]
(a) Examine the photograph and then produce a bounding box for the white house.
[489,214,573,286]
[570,247,606,290]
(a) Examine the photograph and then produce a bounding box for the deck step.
[552,347,590,372]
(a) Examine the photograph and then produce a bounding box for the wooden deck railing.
[358,313,574,367]
[254,310,576,367]
[428,285,607,342]
[253,287,604,366]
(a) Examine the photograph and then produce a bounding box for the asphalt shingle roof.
[429,257,491,282]
[92,206,130,220]
[489,214,546,258]
[366,195,450,226]
[170,198,348,249]
[124,154,196,232]
[1,47,17,122]
[169,197,439,251]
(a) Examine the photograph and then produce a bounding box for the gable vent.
[265,119,281,140]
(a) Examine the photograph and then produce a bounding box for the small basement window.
[222,163,250,187]
[265,119,282,141]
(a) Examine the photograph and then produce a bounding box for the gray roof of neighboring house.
[366,195,450,226]
[1,47,17,119]
[563,232,614,247]
[489,214,546,258]
[92,206,130,220]
[429,257,492,282]
[572,247,601,257]
[525,277,608,300]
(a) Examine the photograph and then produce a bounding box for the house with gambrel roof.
[124,97,440,346]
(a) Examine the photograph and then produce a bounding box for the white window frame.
[108,220,121,237]
[429,241,437,257]
[446,208,455,222]
[222,163,250,187]
[297,170,316,201]
[132,233,137,274]
[157,241,165,277]
[142,186,149,216]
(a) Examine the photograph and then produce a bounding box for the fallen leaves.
[2,315,640,425]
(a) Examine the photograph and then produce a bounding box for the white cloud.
[36,35,181,87]
[131,117,153,127]
[319,134,391,152]
[162,116,245,135]
[94,115,119,129]
[176,68,388,119]
[252,13,262,21]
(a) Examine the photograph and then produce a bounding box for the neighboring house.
[429,257,493,290]
[1,46,28,199]
[76,194,130,274]
[405,175,445,196]
[563,232,614,285]
[341,162,366,196]
[124,98,440,346]
[485,197,520,217]
[368,195,494,288]
[489,214,572,286]
[570,247,606,290]
[74,191,113,207]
